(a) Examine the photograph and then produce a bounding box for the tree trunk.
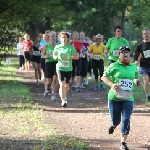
[45,16,50,31]
[25,21,37,40]
[121,8,125,30]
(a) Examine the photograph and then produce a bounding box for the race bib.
[33,51,40,56]
[119,79,133,91]
[49,51,53,57]
[115,89,132,100]
[76,53,79,57]
[143,50,150,58]
[24,46,29,51]
[80,52,85,58]
[113,50,120,56]
[94,55,100,60]
[59,60,69,67]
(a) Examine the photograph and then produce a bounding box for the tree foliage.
[0,0,149,52]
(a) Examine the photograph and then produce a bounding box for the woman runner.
[53,31,79,108]
[22,33,32,71]
[31,37,41,85]
[101,46,143,150]
[42,31,58,100]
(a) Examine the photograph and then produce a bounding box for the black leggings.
[72,59,82,77]
[81,58,88,77]
[92,59,104,79]
[88,59,92,75]
[19,55,25,67]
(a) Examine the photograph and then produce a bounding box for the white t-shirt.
[17,42,24,56]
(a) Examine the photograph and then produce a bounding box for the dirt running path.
[17,69,150,150]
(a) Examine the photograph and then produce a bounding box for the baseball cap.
[119,46,131,53]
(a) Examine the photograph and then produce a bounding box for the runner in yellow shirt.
[88,34,106,90]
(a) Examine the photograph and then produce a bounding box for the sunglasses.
[119,46,130,51]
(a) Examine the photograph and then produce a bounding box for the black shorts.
[57,70,71,84]
[41,58,45,73]
[32,56,41,64]
[45,61,57,78]
[24,53,30,62]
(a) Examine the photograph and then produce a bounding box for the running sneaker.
[61,101,67,108]
[19,67,22,71]
[81,84,85,89]
[100,83,105,89]
[44,89,50,97]
[36,81,40,86]
[51,94,57,101]
[108,126,116,134]
[94,85,99,91]
[71,86,76,92]
[76,87,82,92]
[120,142,129,150]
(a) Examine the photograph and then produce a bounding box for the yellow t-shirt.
[88,43,105,60]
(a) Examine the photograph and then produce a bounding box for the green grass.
[0,57,90,150]
[0,59,33,104]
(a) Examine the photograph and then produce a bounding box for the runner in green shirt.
[45,43,57,63]
[53,31,79,108]
[54,43,76,72]
[104,25,130,63]
[101,46,143,150]
[42,31,58,100]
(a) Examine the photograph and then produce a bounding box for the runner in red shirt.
[22,33,32,71]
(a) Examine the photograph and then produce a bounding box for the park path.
[17,68,150,150]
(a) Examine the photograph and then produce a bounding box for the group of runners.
[16,25,150,150]
[16,30,107,104]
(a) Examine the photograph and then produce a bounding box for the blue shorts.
[139,67,150,76]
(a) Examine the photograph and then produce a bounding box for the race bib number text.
[80,52,85,58]
[49,51,53,57]
[143,50,150,58]
[33,51,40,56]
[119,79,133,91]
[24,46,29,51]
[113,50,120,56]
[94,55,100,60]
[59,60,69,67]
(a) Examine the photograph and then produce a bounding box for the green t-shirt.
[104,60,138,101]
[45,43,57,63]
[106,37,130,61]
[53,44,76,72]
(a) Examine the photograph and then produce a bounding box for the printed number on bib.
[33,51,40,56]
[76,53,79,57]
[143,50,150,58]
[80,52,85,58]
[94,55,100,60]
[60,60,69,67]
[119,79,133,91]
[113,50,120,56]
[24,47,29,51]
[49,51,53,57]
